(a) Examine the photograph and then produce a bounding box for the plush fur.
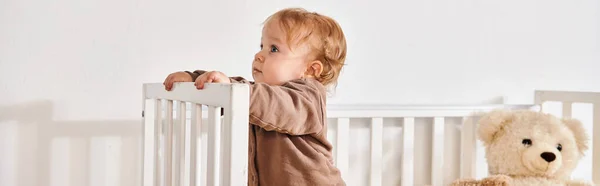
[451,109,595,186]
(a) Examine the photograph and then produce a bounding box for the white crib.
[140,82,600,186]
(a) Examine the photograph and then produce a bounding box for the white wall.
[1,0,598,185]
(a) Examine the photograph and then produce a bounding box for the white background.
[1,0,598,185]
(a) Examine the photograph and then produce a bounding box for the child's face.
[252,21,313,85]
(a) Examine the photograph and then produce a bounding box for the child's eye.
[270,45,279,53]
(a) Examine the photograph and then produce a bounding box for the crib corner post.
[534,90,545,112]
[221,84,251,186]
[141,84,147,186]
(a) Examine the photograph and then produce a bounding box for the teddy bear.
[451,109,595,186]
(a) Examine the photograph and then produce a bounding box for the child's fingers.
[195,75,207,89]
[164,75,174,91]
[207,75,215,83]
[163,75,170,86]
[194,77,202,89]
[194,72,223,90]
[200,74,216,89]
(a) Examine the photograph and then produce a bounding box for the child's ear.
[477,109,514,145]
[305,60,323,78]
[562,117,589,155]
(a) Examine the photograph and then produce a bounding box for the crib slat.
[207,106,221,186]
[121,132,137,186]
[336,118,350,182]
[402,117,415,186]
[153,99,162,186]
[200,107,208,186]
[593,104,600,184]
[370,118,383,186]
[563,102,572,118]
[431,117,445,186]
[460,116,476,178]
[175,101,186,185]
[165,100,174,186]
[189,104,201,186]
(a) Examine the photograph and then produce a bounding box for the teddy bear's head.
[477,109,589,180]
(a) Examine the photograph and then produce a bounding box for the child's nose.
[254,52,264,62]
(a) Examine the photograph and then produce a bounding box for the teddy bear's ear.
[477,109,513,145]
[562,117,589,155]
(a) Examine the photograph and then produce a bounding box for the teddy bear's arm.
[480,174,512,186]
[450,175,513,186]
[450,178,480,186]
[565,179,595,186]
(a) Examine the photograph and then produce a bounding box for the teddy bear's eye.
[522,139,532,146]
[557,144,562,151]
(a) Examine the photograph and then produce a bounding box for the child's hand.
[194,71,231,89]
[164,71,194,91]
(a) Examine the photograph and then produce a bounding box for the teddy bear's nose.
[540,152,556,162]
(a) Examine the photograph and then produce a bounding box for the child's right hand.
[163,71,193,91]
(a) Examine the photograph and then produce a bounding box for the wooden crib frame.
[141,82,600,186]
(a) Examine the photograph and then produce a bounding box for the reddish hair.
[264,8,347,86]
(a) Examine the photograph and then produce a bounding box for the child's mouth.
[253,68,262,73]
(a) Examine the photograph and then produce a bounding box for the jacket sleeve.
[247,79,324,135]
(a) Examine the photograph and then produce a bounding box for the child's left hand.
[194,71,231,89]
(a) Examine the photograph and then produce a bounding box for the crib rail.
[325,104,537,186]
[141,82,250,186]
